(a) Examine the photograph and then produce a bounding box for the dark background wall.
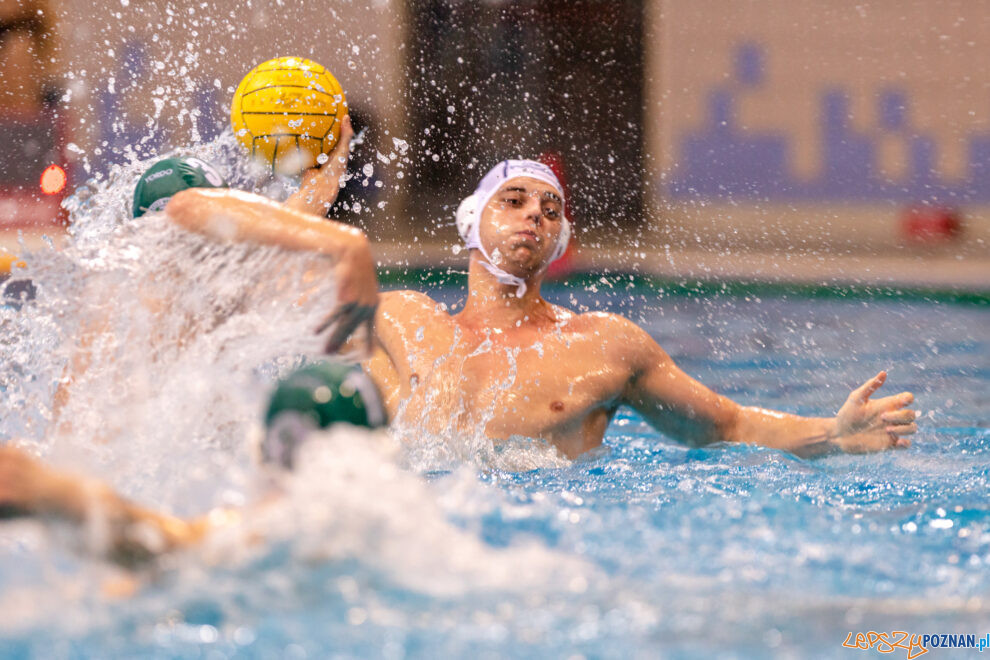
[405,0,644,240]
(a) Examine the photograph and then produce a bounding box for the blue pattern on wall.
[96,41,222,171]
[667,44,990,204]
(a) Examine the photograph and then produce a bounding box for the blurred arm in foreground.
[6,362,384,569]
[0,446,212,567]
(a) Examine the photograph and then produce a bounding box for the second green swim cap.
[132,156,228,218]
[262,361,387,469]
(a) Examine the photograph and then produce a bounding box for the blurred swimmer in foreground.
[3,362,385,567]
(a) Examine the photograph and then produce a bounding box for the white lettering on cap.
[144,168,174,183]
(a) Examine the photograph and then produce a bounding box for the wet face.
[477,177,564,278]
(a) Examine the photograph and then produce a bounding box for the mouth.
[513,230,539,241]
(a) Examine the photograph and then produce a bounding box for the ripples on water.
[1,134,989,657]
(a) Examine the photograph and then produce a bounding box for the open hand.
[286,115,355,216]
[833,371,917,452]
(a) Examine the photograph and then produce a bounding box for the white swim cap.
[455,159,571,296]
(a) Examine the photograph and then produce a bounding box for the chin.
[503,247,546,277]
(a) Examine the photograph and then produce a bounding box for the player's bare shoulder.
[553,307,662,366]
[379,290,447,318]
[376,290,450,341]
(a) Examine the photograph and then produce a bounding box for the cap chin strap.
[478,260,529,298]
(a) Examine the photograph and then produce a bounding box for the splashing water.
[0,131,593,650]
[1,135,342,509]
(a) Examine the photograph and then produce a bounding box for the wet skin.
[361,178,918,459]
[364,179,635,457]
[163,172,917,460]
[368,290,645,458]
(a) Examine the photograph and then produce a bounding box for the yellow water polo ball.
[230,56,347,176]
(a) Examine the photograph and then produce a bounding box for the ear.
[455,194,479,242]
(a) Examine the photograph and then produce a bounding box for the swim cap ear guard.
[133,156,228,218]
[261,361,386,470]
[456,159,571,297]
[455,194,480,245]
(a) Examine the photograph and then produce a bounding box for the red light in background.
[900,205,962,243]
[40,164,67,195]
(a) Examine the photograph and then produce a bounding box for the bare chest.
[392,326,630,449]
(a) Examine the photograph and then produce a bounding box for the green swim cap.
[262,361,386,469]
[132,156,228,218]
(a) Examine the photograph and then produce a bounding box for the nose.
[521,194,543,224]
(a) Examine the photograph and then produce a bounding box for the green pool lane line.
[376,267,990,307]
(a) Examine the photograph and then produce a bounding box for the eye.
[543,205,561,219]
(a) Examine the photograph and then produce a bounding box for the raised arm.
[165,185,378,353]
[619,321,917,457]
[165,187,367,256]
[284,115,354,216]
[0,446,215,567]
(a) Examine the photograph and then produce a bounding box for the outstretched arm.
[0,447,215,567]
[620,324,917,457]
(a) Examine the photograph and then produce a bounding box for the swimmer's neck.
[457,255,552,328]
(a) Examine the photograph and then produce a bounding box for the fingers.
[364,315,375,356]
[880,403,917,447]
[339,114,354,146]
[318,303,375,354]
[315,302,355,336]
[886,426,916,442]
[889,432,911,449]
[330,116,353,163]
[854,371,887,403]
[307,116,352,180]
[881,409,916,425]
[885,422,917,436]
[325,317,358,354]
[883,407,917,450]
[875,391,914,412]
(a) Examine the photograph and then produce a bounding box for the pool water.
[2,274,986,658]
